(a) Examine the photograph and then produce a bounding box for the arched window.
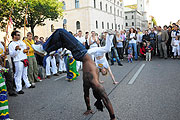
[96,21,98,29]
[102,22,104,29]
[110,6,112,13]
[100,2,102,10]
[76,21,80,30]
[107,22,109,29]
[75,0,79,8]
[132,22,134,26]
[62,1,66,10]
[126,23,128,27]
[63,19,67,29]
[105,4,107,12]
[94,0,96,8]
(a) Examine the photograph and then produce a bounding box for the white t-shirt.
[96,56,109,69]
[76,36,85,44]
[116,36,123,48]
[129,33,136,44]
[9,40,27,62]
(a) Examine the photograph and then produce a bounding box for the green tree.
[13,0,64,35]
[0,0,14,30]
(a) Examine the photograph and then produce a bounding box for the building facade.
[35,0,125,38]
[124,0,149,30]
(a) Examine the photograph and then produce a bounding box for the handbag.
[21,59,29,67]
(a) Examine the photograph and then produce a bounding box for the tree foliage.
[0,0,64,35]
[0,0,15,30]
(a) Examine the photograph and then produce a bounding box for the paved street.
[8,58,180,120]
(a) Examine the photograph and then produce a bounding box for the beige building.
[35,0,125,37]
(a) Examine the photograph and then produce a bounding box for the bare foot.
[83,110,94,115]
[113,81,119,85]
[99,80,104,84]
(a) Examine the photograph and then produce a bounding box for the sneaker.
[8,92,18,97]
[17,90,24,94]
[31,44,47,56]
[31,83,36,86]
[54,73,59,76]
[118,63,123,66]
[29,85,35,88]
[47,76,51,79]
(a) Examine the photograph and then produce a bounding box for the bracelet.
[110,114,115,119]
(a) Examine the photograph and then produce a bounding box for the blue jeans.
[43,29,87,61]
[129,43,138,60]
[111,47,121,64]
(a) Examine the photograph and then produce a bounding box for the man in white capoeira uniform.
[88,31,119,84]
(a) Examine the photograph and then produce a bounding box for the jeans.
[43,29,87,61]
[129,43,138,60]
[111,47,121,64]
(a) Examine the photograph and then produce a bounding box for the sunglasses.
[16,34,20,36]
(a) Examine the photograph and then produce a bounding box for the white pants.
[76,61,82,70]
[46,56,57,76]
[58,58,66,72]
[88,34,113,56]
[172,46,180,56]
[14,61,31,92]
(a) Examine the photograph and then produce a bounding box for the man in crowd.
[9,31,35,94]
[0,40,17,96]
[157,26,169,59]
[149,28,157,56]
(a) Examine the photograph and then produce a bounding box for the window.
[106,4,107,12]
[94,0,96,8]
[122,25,123,30]
[125,16,127,20]
[114,8,116,15]
[126,23,128,27]
[75,0,79,8]
[76,21,80,30]
[132,15,134,19]
[118,25,120,30]
[132,22,134,26]
[115,24,117,30]
[110,6,112,13]
[117,10,119,16]
[100,2,102,10]
[63,19,67,29]
[62,1,66,10]
[112,23,113,29]
[107,22,109,29]
[120,11,122,17]
[96,21,98,29]
[117,1,119,5]
[102,22,104,29]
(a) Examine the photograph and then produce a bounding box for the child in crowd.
[128,46,133,63]
[172,36,180,58]
[145,41,153,61]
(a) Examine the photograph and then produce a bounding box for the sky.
[124,0,180,26]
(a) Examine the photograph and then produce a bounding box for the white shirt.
[0,42,5,55]
[76,36,85,44]
[129,33,136,44]
[96,56,109,69]
[9,40,27,62]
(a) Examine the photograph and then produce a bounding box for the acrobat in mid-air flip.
[32,28,116,120]
[88,31,120,84]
